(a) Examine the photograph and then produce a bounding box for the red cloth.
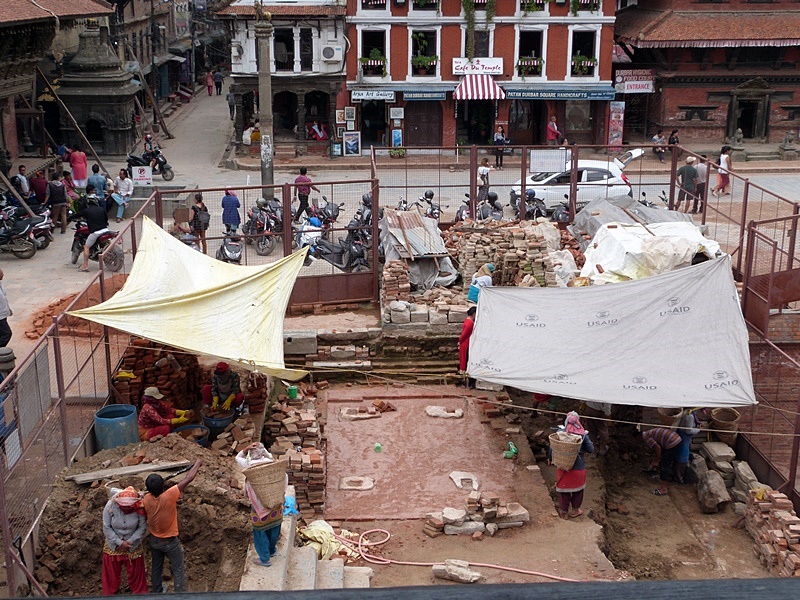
[68,151,88,181]
[458,317,474,371]
[546,121,561,142]
[201,384,243,407]
[102,552,147,595]
[138,400,176,429]
[139,424,171,441]
[555,468,587,493]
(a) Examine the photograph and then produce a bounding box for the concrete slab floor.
[323,384,523,520]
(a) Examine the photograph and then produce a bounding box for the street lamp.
[254,1,274,193]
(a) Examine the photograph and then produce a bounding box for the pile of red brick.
[745,490,800,575]
[209,417,258,455]
[286,447,325,518]
[244,372,269,414]
[113,339,202,409]
[383,260,412,302]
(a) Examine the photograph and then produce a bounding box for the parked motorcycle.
[126,146,174,181]
[302,195,344,240]
[640,191,669,209]
[455,196,471,222]
[70,220,123,270]
[418,190,448,221]
[216,232,243,264]
[463,192,504,221]
[179,233,201,252]
[2,205,54,250]
[243,198,283,256]
[310,213,370,273]
[513,189,547,221]
[0,211,36,259]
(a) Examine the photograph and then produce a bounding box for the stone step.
[745,152,781,161]
[238,513,297,591]
[315,557,345,589]
[285,545,318,591]
[343,566,374,589]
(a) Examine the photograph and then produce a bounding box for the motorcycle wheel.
[161,167,175,182]
[255,235,276,256]
[12,240,36,259]
[71,240,83,264]
[103,246,124,272]
[36,236,50,250]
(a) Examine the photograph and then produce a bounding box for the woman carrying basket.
[556,412,593,519]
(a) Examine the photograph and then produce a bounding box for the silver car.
[510,148,644,211]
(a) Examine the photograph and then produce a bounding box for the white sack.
[467,255,755,408]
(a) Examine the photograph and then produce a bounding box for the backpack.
[194,206,210,231]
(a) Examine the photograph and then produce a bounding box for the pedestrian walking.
[546,115,561,146]
[293,167,320,222]
[642,426,683,496]
[213,69,224,95]
[493,125,506,169]
[583,401,611,457]
[675,156,698,213]
[226,89,235,120]
[143,460,202,593]
[68,144,88,187]
[205,71,214,96]
[652,130,666,163]
[190,192,209,254]
[711,145,732,197]
[693,154,708,213]
[477,157,493,204]
[556,412,594,519]
[0,270,12,348]
[101,487,148,595]
[222,189,241,233]
[44,171,69,233]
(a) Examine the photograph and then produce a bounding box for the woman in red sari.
[458,307,477,388]
[556,412,594,519]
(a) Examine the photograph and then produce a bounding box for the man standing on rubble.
[143,460,202,593]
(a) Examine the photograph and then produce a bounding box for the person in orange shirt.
[143,460,202,593]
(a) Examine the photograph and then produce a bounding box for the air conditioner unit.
[322,45,343,63]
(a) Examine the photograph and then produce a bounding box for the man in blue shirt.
[87,164,109,207]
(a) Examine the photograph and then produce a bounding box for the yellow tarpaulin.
[69,216,308,381]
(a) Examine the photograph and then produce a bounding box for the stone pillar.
[255,19,275,192]
[293,28,302,73]
[296,99,307,140]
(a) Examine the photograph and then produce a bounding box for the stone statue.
[733,128,744,145]
[783,130,796,146]
[253,0,271,22]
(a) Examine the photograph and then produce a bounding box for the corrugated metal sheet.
[383,209,448,258]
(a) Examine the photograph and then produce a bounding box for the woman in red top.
[458,307,477,388]
[68,144,88,187]
[137,387,190,441]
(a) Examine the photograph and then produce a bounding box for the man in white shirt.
[0,269,13,347]
[693,154,708,214]
[111,168,134,223]
[14,165,30,198]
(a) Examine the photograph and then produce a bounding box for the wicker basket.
[657,407,683,426]
[243,458,288,509]
[549,432,583,471]
[711,407,741,446]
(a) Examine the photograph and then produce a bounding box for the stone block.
[700,441,735,463]
[730,487,749,504]
[486,523,498,536]
[330,345,357,360]
[444,521,486,535]
[390,306,411,324]
[429,309,448,325]
[284,330,318,355]
[495,502,530,523]
[442,507,467,526]
[712,460,734,475]
[697,470,732,514]
[432,560,482,584]
[733,460,758,488]
[410,305,429,323]
[497,521,525,529]
[448,306,468,323]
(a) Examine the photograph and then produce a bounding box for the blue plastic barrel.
[94,404,139,450]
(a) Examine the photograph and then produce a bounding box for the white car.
[510,148,644,211]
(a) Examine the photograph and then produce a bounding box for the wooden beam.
[727,47,741,71]
[65,459,191,485]
[17,94,58,152]
[35,66,109,176]
[0,170,36,218]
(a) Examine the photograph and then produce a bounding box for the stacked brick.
[745,490,800,576]
[209,417,258,455]
[265,399,325,517]
[382,261,412,302]
[113,339,202,410]
[560,230,586,269]
[244,372,269,415]
[423,494,530,539]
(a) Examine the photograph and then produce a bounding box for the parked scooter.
[513,189,547,221]
[243,198,283,256]
[418,190,448,221]
[310,212,370,273]
[463,192,504,221]
[216,232,243,264]
[69,219,122,270]
[302,195,344,240]
[640,191,669,208]
[126,145,174,181]
[0,211,37,259]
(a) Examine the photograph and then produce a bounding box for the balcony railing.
[361,0,387,9]
[516,56,544,77]
[360,58,386,76]
[571,56,597,76]
[412,0,437,9]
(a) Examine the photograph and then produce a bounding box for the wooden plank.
[65,460,191,485]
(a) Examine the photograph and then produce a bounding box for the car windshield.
[530,172,556,182]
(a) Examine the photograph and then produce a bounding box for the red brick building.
[615,0,800,144]
[345,0,617,149]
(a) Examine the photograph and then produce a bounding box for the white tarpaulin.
[468,255,755,408]
[69,216,308,381]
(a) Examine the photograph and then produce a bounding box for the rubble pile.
[745,490,800,576]
[265,395,325,517]
[560,229,586,269]
[209,416,258,455]
[423,494,530,539]
[113,339,203,410]
[37,435,252,595]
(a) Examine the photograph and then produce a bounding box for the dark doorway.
[457,100,494,145]
[360,100,386,146]
[737,101,757,139]
[404,102,442,146]
[509,100,546,145]
[274,91,297,137]
[85,119,104,152]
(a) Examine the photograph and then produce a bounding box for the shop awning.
[168,37,193,54]
[453,74,505,101]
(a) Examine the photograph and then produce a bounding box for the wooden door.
[404,101,442,146]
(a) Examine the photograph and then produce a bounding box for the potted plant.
[570,0,599,15]
[359,48,387,76]
[389,147,406,158]
[522,0,550,13]
[411,54,438,75]
[516,56,543,77]
[571,54,597,76]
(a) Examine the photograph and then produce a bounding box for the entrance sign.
[621,80,654,94]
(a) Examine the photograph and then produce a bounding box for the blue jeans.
[111,193,128,219]
[253,524,281,562]
[149,535,186,593]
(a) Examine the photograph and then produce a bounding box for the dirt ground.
[318,383,770,587]
[37,434,252,596]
